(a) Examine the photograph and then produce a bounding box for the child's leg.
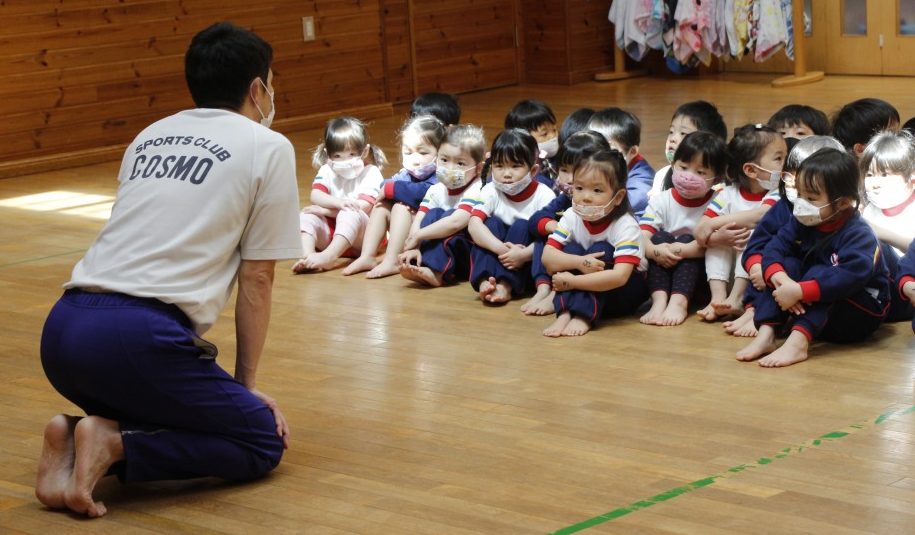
[301,210,368,271]
[292,214,331,273]
[661,234,702,326]
[715,276,748,318]
[546,243,604,336]
[698,246,733,320]
[367,203,413,279]
[401,208,454,286]
[881,243,915,322]
[736,274,791,361]
[641,231,675,325]
[487,219,533,304]
[725,282,761,335]
[471,218,509,301]
[522,240,555,315]
[342,202,390,275]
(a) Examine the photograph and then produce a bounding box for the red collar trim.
[739,186,767,202]
[672,188,715,207]
[583,216,613,234]
[506,180,539,202]
[881,190,915,217]
[816,210,852,232]
[627,154,644,171]
[447,179,477,196]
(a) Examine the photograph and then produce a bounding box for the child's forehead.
[671,115,698,129]
[438,142,468,157]
[533,121,557,131]
[402,131,435,149]
[574,167,611,185]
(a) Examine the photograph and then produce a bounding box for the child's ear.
[530,163,540,177]
[836,196,856,211]
[742,162,759,179]
[627,145,639,161]
[853,143,865,157]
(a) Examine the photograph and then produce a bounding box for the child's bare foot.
[660,295,689,326]
[543,312,572,337]
[521,286,554,315]
[736,325,777,361]
[366,258,401,279]
[36,414,80,509]
[759,331,809,367]
[723,308,753,333]
[640,295,668,325]
[486,281,512,304]
[713,296,743,318]
[696,302,718,321]
[301,249,342,272]
[733,321,758,337]
[342,256,377,276]
[561,316,591,336]
[400,264,443,287]
[478,277,496,302]
[64,416,124,518]
[291,257,313,274]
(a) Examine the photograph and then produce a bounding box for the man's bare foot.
[660,295,689,326]
[366,258,401,279]
[712,296,743,318]
[341,256,377,276]
[64,416,125,518]
[696,302,719,322]
[759,331,809,367]
[723,308,753,333]
[543,312,572,337]
[640,295,668,325]
[36,414,80,509]
[399,264,443,287]
[486,281,512,304]
[736,326,777,362]
[561,316,592,336]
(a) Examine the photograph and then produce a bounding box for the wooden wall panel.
[411,0,519,95]
[521,0,613,85]
[0,0,391,176]
[379,0,415,104]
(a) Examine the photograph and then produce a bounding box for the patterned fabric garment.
[754,0,789,61]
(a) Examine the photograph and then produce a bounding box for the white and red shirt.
[548,211,647,272]
[639,188,715,237]
[419,179,483,213]
[459,180,555,225]
[311,164,383,205]
[862,190,915,256]
[704,184,775,218]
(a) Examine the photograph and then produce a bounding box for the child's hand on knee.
[552,271,576,291]
[398,249,421,266]
[904,281,915,302]
[773,279,803,312]
[651,243,682,268]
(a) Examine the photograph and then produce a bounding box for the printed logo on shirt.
[830,252,839,266]
[129,136,233,185]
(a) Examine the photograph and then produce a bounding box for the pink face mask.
[671,169,712,199]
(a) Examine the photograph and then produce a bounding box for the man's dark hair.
[185,22,273,109]
[410,92,461,125]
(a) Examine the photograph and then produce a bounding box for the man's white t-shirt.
[66,108,303,334]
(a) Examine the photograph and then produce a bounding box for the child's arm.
[551,262,636,293]
[383,180,435,209]
[640,229,681,268]
[468,216,510,255]
[542,243,606,274]
[406,210,472,249]
[866,220,912,253]
[500,242,537,271]
[695,215,752,248]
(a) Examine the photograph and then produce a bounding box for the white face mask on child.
[436,166,475,189]
[752,164,781,191]
[331,157,365,180]
[865,176,912,210]
[538,137,559,159]
[572,199,615,222]
[406,162,437,179]
[792,197,833,226]
[493,173,532,196]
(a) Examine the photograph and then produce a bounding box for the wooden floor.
[2,74,915,534]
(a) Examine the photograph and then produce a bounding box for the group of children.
[292,91,915,367]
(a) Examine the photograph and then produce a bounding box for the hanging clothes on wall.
[608,0,799,72]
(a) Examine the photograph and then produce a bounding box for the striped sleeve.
[704,191,727,218]
[612,217,644,266]
[639,197,663,233]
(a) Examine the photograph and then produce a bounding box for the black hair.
[661,131,728,190]
[558,108,596,146]
[796,148,861,208]
[672,100,728,140]
[902,116,915,137]
[573,149,631,221]
[557,130,611,169]
[726,124,783,187]
[831,98,900,150]
[767,104,830,136]
[185,22,273,109]
[504,100,557,132]
[482,128,539,185]
[588,107,642,150]
[410,92,461,125]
